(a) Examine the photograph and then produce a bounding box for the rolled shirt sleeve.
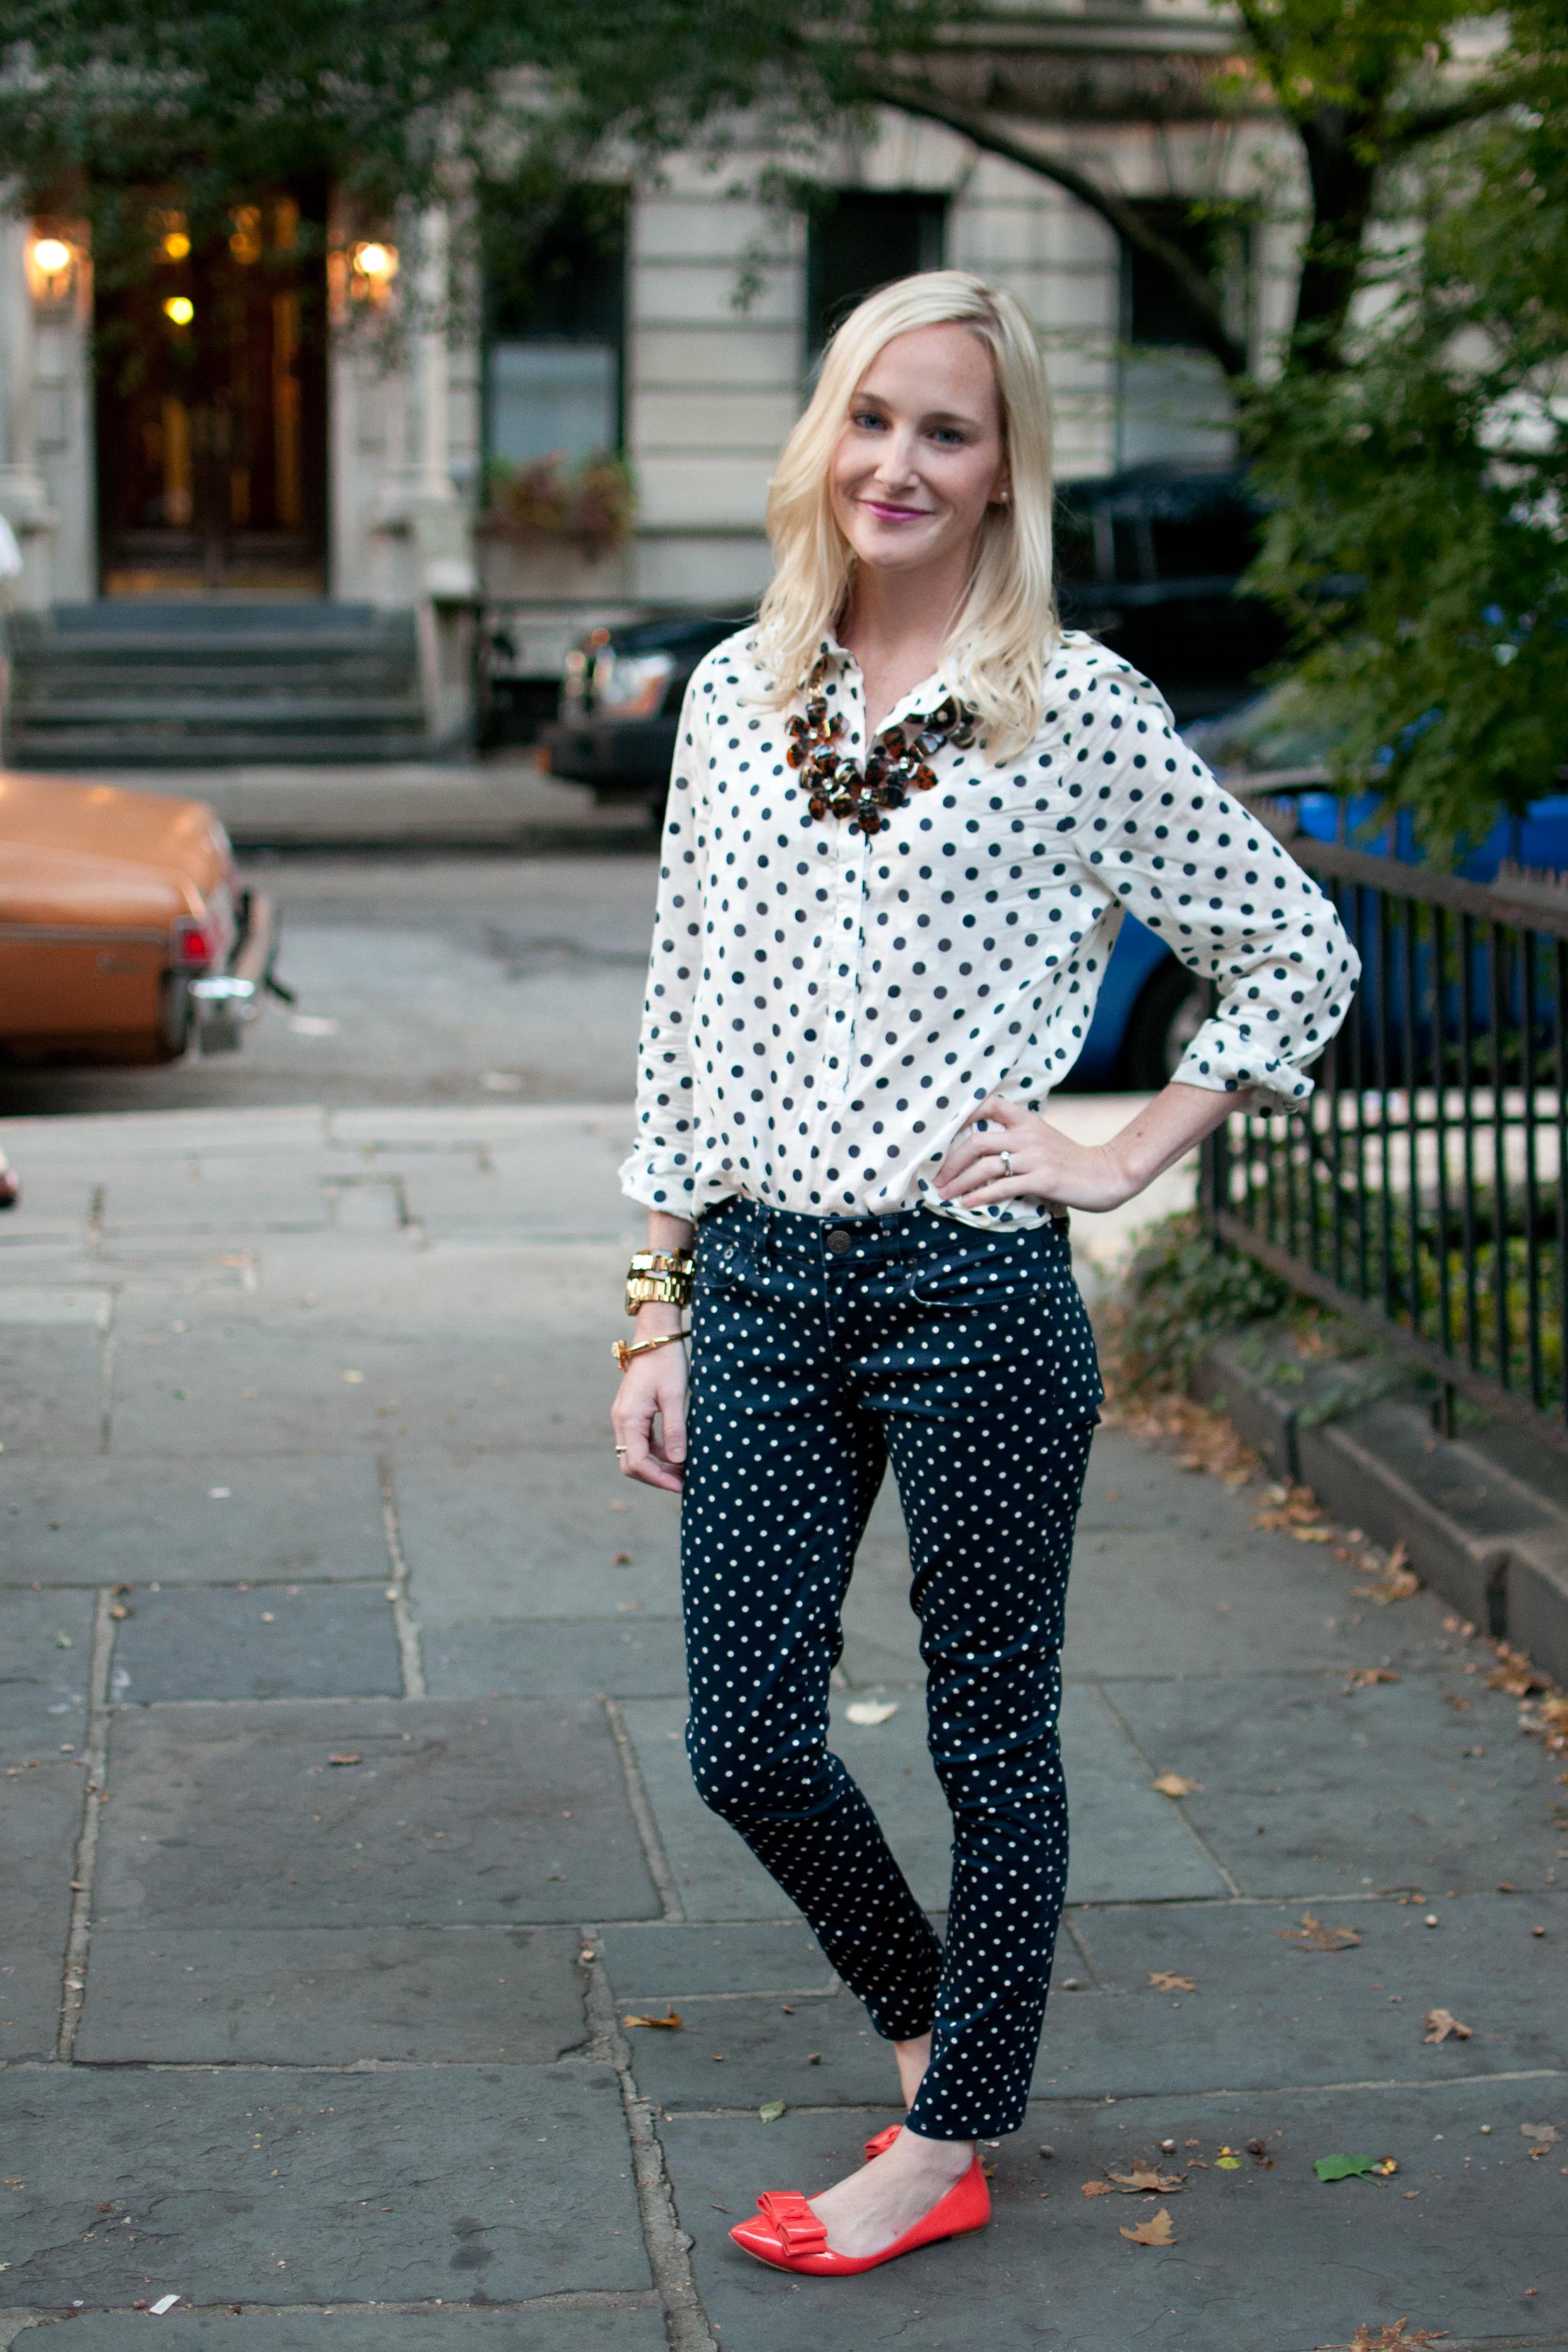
[619,665,713,1213]
[1073,669,1361,1113]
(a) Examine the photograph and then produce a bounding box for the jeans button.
[825,1229,853,1255]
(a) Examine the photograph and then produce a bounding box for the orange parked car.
[0,773,278,1065]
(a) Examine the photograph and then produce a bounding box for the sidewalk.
[10,756,659,855]
[1,1103,1564,2350]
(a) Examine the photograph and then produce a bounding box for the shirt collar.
[816,633,959,732]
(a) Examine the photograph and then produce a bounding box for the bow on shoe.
[754,2192,827,2253]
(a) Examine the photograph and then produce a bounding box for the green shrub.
[1106,1214,1292,1396]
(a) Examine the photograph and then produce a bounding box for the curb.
[1190,1326,1568,1684]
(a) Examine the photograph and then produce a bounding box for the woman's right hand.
[612,1312,689,1493]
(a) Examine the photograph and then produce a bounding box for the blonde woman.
[612,271,1358,2276]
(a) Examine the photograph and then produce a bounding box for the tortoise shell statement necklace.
[786,653,977,837]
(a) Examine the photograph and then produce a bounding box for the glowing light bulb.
[352,242,395,280]
[163,295,195,326]
[162,231,191,261]
[32,237,71,275]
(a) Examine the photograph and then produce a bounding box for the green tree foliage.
[1247,6,1568,841]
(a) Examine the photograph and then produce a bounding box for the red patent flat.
[728,2155,990,2276]
[863,2123,903,2161]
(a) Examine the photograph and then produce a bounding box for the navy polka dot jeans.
[680,1196,1103,2142]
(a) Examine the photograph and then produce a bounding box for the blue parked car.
[1071,691,1568,1091]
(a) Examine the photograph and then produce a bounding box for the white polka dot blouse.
[621,626,1360,1228]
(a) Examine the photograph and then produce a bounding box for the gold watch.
[625,1248,694,1316]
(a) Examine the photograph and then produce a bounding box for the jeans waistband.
[700,1195,1069,1262]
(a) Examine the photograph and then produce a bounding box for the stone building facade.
[0,4,1298,755]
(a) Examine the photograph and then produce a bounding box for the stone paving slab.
[0,1768,79,2060]
[107,1326,608,1461]
[109,1588,402,1705]
[422,1621,685,1700]
[0,1330,104,1455]
[595,1922,837,2000]
[661,2075,1568,2351]
[617,1684,1226,1922]
[393,1455,680,1625]
[96,1700,660,1929]
[0,1590,93,1747]
[1040,1889,1568,2099]
[16,2307,670,2351]
[90,1158,340,1237]
[598,1888,1568,2109]
[75,1927,588,2066]
[0,2063,648,2308]
[0,1457,389,1588]
[398,1134,636,1242]
[1110,1670,1568,1897]
[614,1988,893,2113]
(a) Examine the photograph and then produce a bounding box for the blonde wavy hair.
[753,270,1057,760]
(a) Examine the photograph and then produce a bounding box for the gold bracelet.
[612,1328,690,1373]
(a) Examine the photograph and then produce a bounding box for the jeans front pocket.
[908,1223,1069,1312]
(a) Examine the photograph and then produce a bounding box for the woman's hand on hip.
[935,1093,1138,1213]
[937,1082,1242,1213]
[612,1324,689,1493]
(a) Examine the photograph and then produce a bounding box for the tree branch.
[868,76,1248,378]
[1384,71,1544,156]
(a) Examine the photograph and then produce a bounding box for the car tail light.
[176,919,219,968]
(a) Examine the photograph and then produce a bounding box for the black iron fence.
[1201,825,1568,1447]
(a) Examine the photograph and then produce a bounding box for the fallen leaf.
[1119,2206,1177,2246]
[1081,2180,1115,2197]
[1520,2122,1558,2154]
[1279,1913,1363,1951]
[1105,2160,1186,2194]
[622,2011,684,2031]
[1355,1541,1420,1606]
[1314,2152,1380,2183]
[1251,1483,1327,1533]
[327,1752,361,1767]
[844,1699,898,1725]
[610,1552,633,1566]
[1148,1971,1197,1992]
[758,2100,787,2123]
[1099,1391,1256,1486]
[1317,2322,1448,2351]
[1421,2008,1471,2045]
[1486,1642,1550,1697]
[1292,1525,1335,1543]
[1344,1667,1401,1691]
[1151,1773,1203,1798]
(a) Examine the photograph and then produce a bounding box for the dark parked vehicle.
[1053,462,1286,726]
[539,614,747,802]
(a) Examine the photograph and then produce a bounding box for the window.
[806,191,947,361]
[1117,198,1246,469]
[1124,197,1241,345]
[481,186,626,465]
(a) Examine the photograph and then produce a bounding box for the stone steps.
[4,600,430,767]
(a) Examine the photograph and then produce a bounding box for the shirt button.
[825,1230,853,1255]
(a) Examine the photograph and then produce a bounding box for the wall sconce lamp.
[28,233,77,305]
[350,241,399,302]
